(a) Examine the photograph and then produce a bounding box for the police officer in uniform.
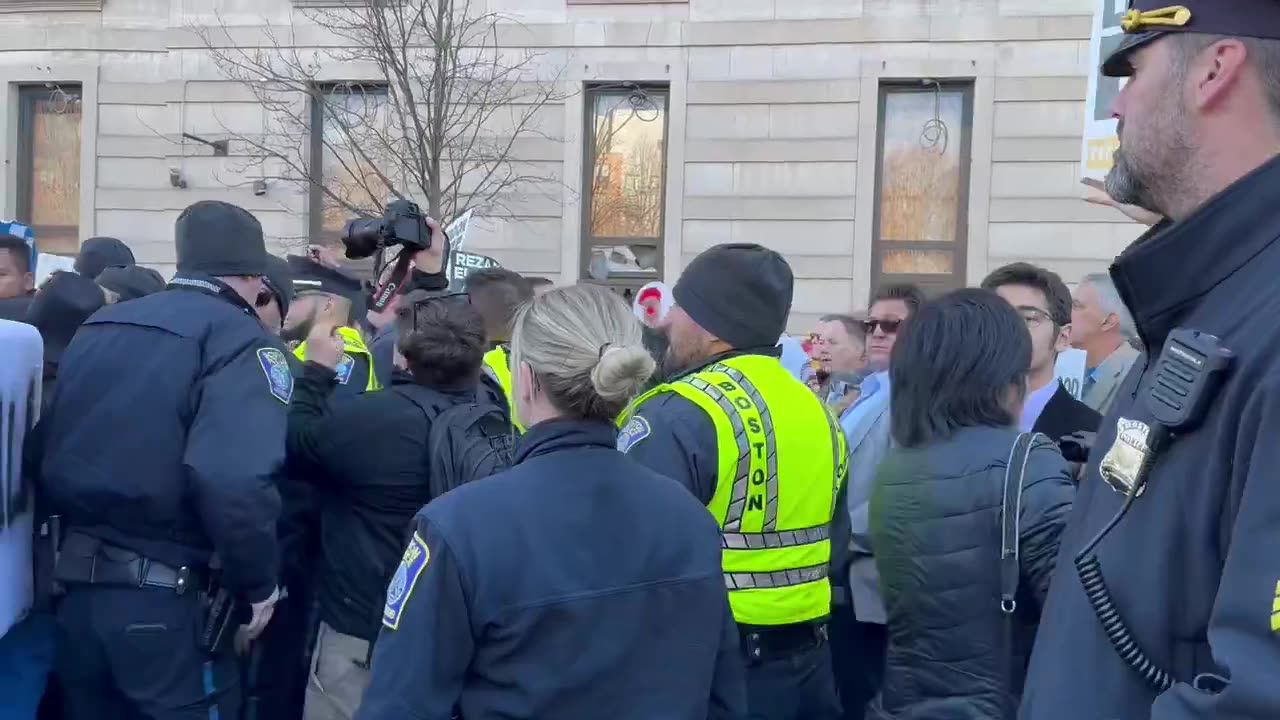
[468,267,534,429]
[618,243,848,720]
[33,200,287,719]
[1021,2,1280,718]
[285,254,379,395]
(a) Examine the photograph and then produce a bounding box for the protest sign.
[35,253,75,287]
[0,321,41,638]
[1081,0,1128,182]
[448,250,501,291]
[444,209,474,252]
[1055,348,1089,400]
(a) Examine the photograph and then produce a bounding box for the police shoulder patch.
[335,353,355,385]
[257,348,294,404]
[383,531,430,630]
[617,415,652,454]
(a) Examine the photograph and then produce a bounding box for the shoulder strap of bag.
[1000,430,1037,717]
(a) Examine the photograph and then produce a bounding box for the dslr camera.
[341,198,432,260]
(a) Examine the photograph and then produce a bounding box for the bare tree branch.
[194,0,569,243]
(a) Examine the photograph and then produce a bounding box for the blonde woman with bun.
[357,284,746,720]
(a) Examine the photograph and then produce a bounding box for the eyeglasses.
[862,318,902,335]
[255,289,274,308]
[411,292,470,331]
[1020,308,1053,328]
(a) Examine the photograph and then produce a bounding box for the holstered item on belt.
[53,531,197,594]
[200,585,249,654]
[32,514,63,611]
[739,622,829,664]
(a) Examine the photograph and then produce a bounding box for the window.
[15,84,82,256]
[580,83,670,285]
[871,82,973,294]
[309,83,395,245]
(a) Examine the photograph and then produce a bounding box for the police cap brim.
[1101,30,1164,78]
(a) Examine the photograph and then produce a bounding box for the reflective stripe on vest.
[294,326,381,392]
[483,346,524,433]
[619,354,847,626]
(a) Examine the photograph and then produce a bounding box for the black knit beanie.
[97,265,166,302]
[174,201,266,277]
[75,236,136,279]
[672,243,794,350]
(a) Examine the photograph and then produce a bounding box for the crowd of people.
[5,1,1280,718]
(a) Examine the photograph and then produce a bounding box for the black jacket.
[33,276,287,602]
[286,363,479,641]
[1022,154,1280,719]
[1031,383,1101,445]
[356,419,747,720]
[867,426,1074,719]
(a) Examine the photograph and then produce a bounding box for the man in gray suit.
[829,283,924,720]
[1070,273,1140,414]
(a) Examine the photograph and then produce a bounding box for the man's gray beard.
[1104,148,1163,216]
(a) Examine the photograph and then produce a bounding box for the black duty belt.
[739,621,829,662]
[55,532,202,595]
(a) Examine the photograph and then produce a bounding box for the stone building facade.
[0,0,1138,330]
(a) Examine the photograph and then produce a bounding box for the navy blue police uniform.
[34,201,288,720]
[355,419,747,720]
[1022,3,1280,718]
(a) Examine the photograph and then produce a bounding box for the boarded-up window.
[871,83,973,294]
[16,85,82,256]
[580,84,670,284]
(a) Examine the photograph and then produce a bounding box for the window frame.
[15,83,84,257]
[578,82,672,288]
[869,81,975,296]
[308,81,392,245]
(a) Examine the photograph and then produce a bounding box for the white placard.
[0,320,42,639]
[34,253,75,287]
[444,209,475,253]
[1055,348,1089,400]
[1081,0,1129,182]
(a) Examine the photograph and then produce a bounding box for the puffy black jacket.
[866,426,1074,720]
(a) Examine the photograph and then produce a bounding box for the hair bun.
[590,344,656,403]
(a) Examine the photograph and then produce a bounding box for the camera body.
[341,198,432,260]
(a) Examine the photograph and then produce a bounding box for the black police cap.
[1104,0,1280,78]
[286,254,363,304]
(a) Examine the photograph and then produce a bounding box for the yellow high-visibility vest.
[294,326,381,393]
[483,345,524,433]
[620,354,847,626]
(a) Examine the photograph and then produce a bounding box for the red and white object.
[632,281,673,327]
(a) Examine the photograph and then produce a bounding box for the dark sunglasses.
[862,318,902,335]
[255,289,275,308]
[411,292,471,331]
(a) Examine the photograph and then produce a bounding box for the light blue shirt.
[840,370,887,438]
[1020,378,1060,432]
[777,334,811,382]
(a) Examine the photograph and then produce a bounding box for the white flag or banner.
[0,320,42,639]
[34,253,75,288]
[1055,348,1089,400]
[1081,0,1129,182]
[444,209,475,253]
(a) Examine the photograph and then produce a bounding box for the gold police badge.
[1100,418,1153,497]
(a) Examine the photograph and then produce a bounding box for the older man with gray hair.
[1069,272,1140,414]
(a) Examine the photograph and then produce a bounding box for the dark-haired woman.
[866,288,1075,720]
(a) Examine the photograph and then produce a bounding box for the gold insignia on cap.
[1100,418,1153,496]
[1122,5,1193,33]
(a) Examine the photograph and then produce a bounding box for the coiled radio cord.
[1073,425,1175,693]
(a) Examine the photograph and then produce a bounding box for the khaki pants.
[303,622,372,720]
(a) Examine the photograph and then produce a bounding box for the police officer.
[618,243,847,720]
[357,284,746,719]
[1021,2,1280,718]
[468,267,534,428]
[284,254,379,395]
[34,200,287,719]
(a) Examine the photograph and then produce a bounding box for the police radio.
[1076,328,1233,692]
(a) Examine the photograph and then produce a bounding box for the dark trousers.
[241,584,318,720]
[55,585,240,720]
[829,606,887,720]
[744,634,841,720]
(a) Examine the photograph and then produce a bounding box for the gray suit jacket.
[843,375,893,625]
[1083,344,1140,415]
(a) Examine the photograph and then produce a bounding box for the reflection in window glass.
[315,85,396,244]
[20,87,82,256]
[878,90,965,243]
[585,87,668,280]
